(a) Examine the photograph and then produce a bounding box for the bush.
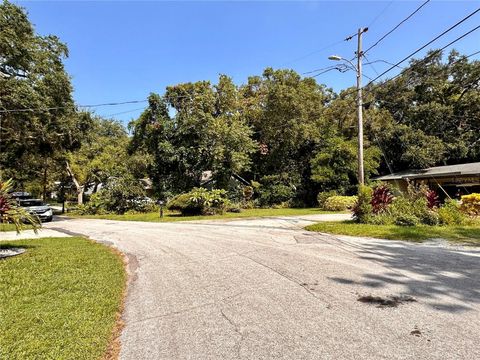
[371,184,393,214]
[243,186,254,202]
[426,189,440,209]
[317,190,337,209]
[323,195,357,211]
[367,213,394,225]
[438,199,466,225]
[167,193,194,215]
[167,188,229,216]
[353,185,373,223]
[460,193,480,216]
[394,214,419,226]
[76,177,153,215]
[227,206,242,213]
[421,210,440,226]
[257,184,295,207]
[241,200,255,209]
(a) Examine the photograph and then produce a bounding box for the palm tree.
[0,179,41,233]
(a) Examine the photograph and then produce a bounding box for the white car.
[18,199,53,222]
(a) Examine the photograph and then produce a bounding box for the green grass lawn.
[0,237,126,359]
[0,223,34,232]
[305,221,480,244]
[71,207,337,222]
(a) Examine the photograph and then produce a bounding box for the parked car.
[18,199,53,222]
[11,191,32,200]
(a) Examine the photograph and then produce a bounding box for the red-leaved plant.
[425,189,440,209]
[371,184,394,214]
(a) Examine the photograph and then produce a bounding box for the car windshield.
[20,200,45,207]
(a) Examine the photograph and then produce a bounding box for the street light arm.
[328,55,357,71]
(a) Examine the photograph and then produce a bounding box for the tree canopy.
[0,0,88,193]
[2,1,479,207]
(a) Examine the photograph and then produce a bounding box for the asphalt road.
[45,214,480,360]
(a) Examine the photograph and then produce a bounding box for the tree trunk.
[77,189,83,205]
[65,160,84,205]
[42,165,48,201]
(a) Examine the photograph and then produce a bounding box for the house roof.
[373,162,480,181]
[200,171,250,186]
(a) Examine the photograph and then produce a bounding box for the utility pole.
[329,27,368,185]
[356,27,367,185]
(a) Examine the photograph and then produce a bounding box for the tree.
[66,116,130,204]
[206,75,257,188]
[241,68,334,204]
[130,76,256,197]
[310,136,381,194]
[370,49,480,170]
[0,1,87,191]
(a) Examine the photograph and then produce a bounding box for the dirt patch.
[103,247,128,360]
[357,294,417,308]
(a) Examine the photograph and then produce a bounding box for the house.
[373,162,480,200]
[200,171,250,188]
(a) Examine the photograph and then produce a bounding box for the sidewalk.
[0,229,71,241]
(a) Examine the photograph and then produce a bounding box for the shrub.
[167,188,229,216]
[77,177,154,215]
[426,189,440,209]
[256,174,296,207]
[438,199,466,225]
[241,200,255,209]
[394,214,419,226]
[460,193,480,216]
[367,213,395,225]
[227,206,242,213]
[76,194,107,215]
[317,190,337,209]
[421,210,440,226]
[96,178,151,214]
[243,186,254,202]
[386,196,429,225]
[371,184,394,214]
[167,193,198,215]
[353,185,373,223]
[323,195,357,211]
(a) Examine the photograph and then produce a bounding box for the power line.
[363,53,380,76]
[361,49,480,100]
[363,59,406,70]
[365,7,480,85]
[310,67,344,78]
[335,15,480,100]
[364,0,431,55]
[367,1,394,28]
[334,48,479,105]
[302,65,339,75]
[0,99,148,114]
[282,39,345,66]
[104,107,146,118]
[365,24,480,93]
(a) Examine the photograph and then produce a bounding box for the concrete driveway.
[45,214,480,360]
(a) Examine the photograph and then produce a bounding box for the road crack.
[220,309,244,358]
[130,292,243,325]
[236,252,331,306]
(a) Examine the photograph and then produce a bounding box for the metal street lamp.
[328,55,356,71]
[328,27,368,185]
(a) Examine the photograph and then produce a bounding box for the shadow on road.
[330,243,480,313]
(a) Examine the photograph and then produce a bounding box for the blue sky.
[17,1,480,124]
